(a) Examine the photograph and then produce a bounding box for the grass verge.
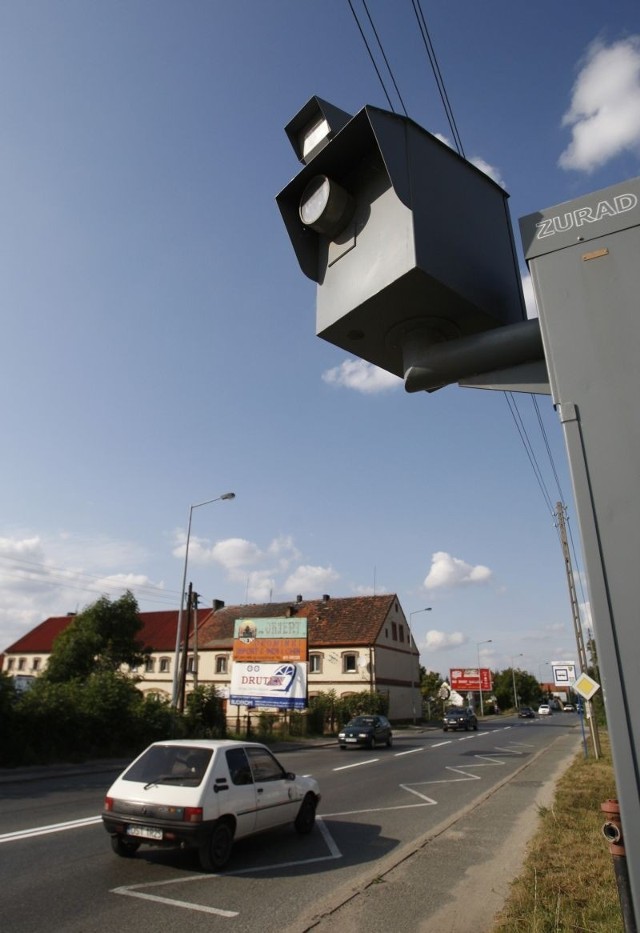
[493,730,624,932]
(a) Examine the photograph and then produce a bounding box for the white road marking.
[394,747,424,757]
[333,757,379,771]
[0,815,101,844]
[111,818,342,917]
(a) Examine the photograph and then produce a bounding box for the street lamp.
[408,608,432,724]
[476,639,492,717]
[171,492,235,707]
[511,654,524,710]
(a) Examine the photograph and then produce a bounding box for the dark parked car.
[338,715,393,749]
[518,706,536,718]
[443,707,478,732]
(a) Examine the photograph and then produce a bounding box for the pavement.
[0,725,582,932]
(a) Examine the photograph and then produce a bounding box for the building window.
[32,658,41,671]
[343,653,357,674]
[391,622,398,641]
[399,626,405,643]
[187,656,196,673]
[215,655,228,674]
[144,658,155,673]
[18,658,26,671]
[159,657,171,673]
[309,653,322,674]
[7,658,14,671]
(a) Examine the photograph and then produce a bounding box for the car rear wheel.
[294,793,317,834]
[386,735,393,747]
[110,834,140,858]
[199,820,234,872]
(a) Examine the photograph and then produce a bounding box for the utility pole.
[556,501,601,758]
[178,582,193,714]
[192,590,199,691]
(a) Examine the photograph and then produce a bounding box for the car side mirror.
[285,772,296,781]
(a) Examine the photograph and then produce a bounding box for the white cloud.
[469,156,506,189]
[0,532,159,651]
[434,133,506,188]
[322,358,401,394]
[282,564,340,596]
[423,629,467,652]
[423,551,492,590]
[195,534,339,603]
[267,535,302,570]
[209,537,263,571]
[559,36,640,172]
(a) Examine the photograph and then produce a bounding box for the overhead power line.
[411,0,465,156]
[346,0,398,113]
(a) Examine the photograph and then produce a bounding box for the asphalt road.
[0,716,582,932]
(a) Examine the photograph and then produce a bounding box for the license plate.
[127,825,163,840]
[345,738,358,743]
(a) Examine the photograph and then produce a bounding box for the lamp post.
[511,653,524,711]
[476,639,492,717]
[171,492,235,707]
[408,608,432,724]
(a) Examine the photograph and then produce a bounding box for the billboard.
[231,618,308,709]
[230,662,307,710]
[233,617,307,662]
[450,668,493,691]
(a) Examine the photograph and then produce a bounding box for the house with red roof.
[1,594,421,720]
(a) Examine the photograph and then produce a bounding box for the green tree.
[44,591,149,683]
[420,668,443,700]
[419,668,444,721]
[492,668,541,711]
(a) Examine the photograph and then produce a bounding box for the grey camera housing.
[277,100,526,378]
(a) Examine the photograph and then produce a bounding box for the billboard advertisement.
[450,668,493,691]
[233,617,308,662]
[231,618,308,709]
[230,662,307,710]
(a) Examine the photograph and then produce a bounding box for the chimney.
[212,599,225,612]
[296,594,303,603]
[322,594,330,602]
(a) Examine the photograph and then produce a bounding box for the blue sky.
[1,1,639,681]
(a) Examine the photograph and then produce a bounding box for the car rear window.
[122,745,213,787]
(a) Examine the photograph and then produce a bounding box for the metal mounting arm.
[402,318,548,394]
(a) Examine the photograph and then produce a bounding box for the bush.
[308,689,390,734]
[184,686,227,739]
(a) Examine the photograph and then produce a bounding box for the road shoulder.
[287,731,582,933]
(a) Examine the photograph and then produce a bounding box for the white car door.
[216,746,258,839]
[245,746,299,832]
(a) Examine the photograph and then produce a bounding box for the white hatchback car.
[102,739,321,871]
[538,703,552,715]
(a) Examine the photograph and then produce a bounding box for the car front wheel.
[199,820,234,872]
[294,793,317,834]
[110,834,140,858]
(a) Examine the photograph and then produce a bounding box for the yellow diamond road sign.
[573,672,600,700]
